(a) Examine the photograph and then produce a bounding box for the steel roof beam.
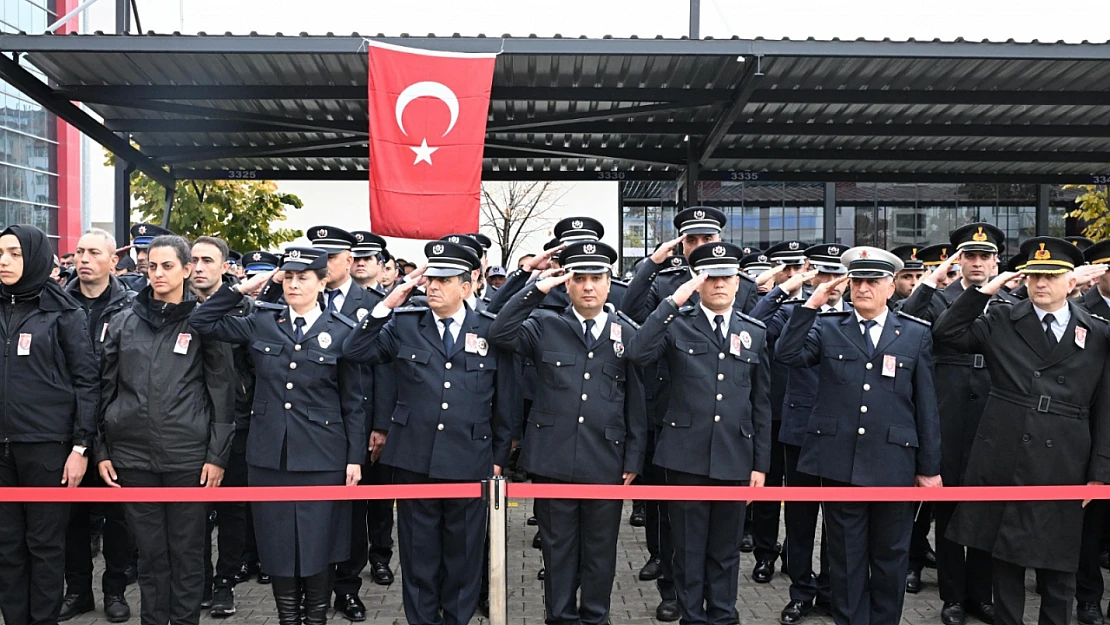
[105,118,367,134]
[699,60,760,166]
[750,89,1110,106]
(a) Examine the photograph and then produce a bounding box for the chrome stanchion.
[486,475,508,625]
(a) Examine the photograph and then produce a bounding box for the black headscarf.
[0,224,78,310]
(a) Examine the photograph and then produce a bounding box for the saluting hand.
[979,271,1021,296]
[382,265,427,309]
[671,273,708,307]
[523,244,566,273]
[926,250,962,287]
[803,274,850,310]
[99,460,121,488]
[346,464,362,486]
[235,270,275,295]
[650,236,685,265]
[61,452,87,488]
[200,463,224,488]
[1074,264,1108,289]
[755,264,784,287]
[536,269,573,294]
[780,269,819,295]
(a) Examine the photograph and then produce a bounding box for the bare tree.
[480,181,566,267]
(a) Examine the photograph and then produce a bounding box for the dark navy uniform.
[342,241,515,625]
[626,242,772,625]
[776,246,941,625]
[489,241,647,625]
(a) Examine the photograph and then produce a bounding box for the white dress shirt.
[572,309,608,341]
[855,308,889,349]
[434,305,467,342]
[290,305,323,337]
[701,305,730,337]
[326,278,354,312]
[1032,303,1070,342]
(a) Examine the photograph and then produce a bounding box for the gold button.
[584,373,591,380]
[445,362,452,369]
[863,384,870,391]
[289,363,297,370]
[284,403,291,409]
[578,416,584,423]
[865,363,873,370]
[444,381,451,389]
[714,415,720,422]
[858,427,866,435]
[441,402,449,410]
[860,406,868,413]
[437,424,444,431]
[286,383,293,390]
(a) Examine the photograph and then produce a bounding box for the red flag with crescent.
[367,42,495,239]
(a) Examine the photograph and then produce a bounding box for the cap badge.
[1034,243,1051,260]
[355,233,364,242]
[432,244,445,255]
[572,220,584,229]
[939,248,948,261]
[316,228,328,238]
[972,227,988,242]
[693,210,706,220]
[859,250,869,259]
[252,252,262,261]
[138,225,147,235]
[743,247,752,254]
[829,246,840,255]
[449,236,460,243]
[788,241,800,250]
[286,250,302,259]
[1074,240,1081,246]
[671,257,682,266]
[712,245,726,257]
[910,248,917,260]
[758,255,768,263]
[583,244,597,255]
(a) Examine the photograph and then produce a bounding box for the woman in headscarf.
[0,224,99,625]
[96,234,235,625]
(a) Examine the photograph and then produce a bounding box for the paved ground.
[59,500,1069,625]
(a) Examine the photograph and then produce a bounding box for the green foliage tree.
[1063,184,1110,240]
[106,151,304,252]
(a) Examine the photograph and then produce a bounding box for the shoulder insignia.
[736,311,766,329]
[784,298,807,305]
[330,311,357,328]
[479,310,498,321]
[987,298,1014,306]
[895,310,932,326]
[739,271,757,283]
[253,301,284,312]
[677,304,697,314]
[659,266,686,275]
[817,310,852,316]
[612,278,630,286]
[394,306,429,314]
[614,309,641,330]
[1090,313,1109,325]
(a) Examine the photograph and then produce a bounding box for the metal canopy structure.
[1,33,1110,193]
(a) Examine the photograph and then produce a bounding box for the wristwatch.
[71,445,87,457]
[665,296,678,308]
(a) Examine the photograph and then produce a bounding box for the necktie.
[441,317,455,356]
[584,319,596,348]
[1043,313,1058,347]
[325,289,339,313]
[293,317,306,343]
[714,314,727,347]
[861,319,877,357]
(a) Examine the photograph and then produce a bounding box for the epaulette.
[614,309,641,330]
[479,310,498,321]
[330,310,357,328]
[736,311,766,329]
[817,309,852,316]
[677,304,697,314]
[739,271,757,283]
[987,298,1013,306]
[612,278,630,286]
[659,266,687,275]
[1090,313,1110,325]
[253,301,284,312]
[895,310,932,326]
[367,286,386,298]
[394,306,428,313]
[784,298,807,305]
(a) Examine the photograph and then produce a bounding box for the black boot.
[302,568,334,625]
[271,576,303,625]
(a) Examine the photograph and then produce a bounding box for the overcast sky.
[79,0,1110,261]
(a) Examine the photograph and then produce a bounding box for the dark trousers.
[1077,500,1106,604]
[992,557,1074,625]
[64,469,130,597]
[908,501,932,573]
[393,467,485,625]
[822,479,914,625]
[241,504,259,570]
[783,444,830,605]
[666,469,745,625]
[752,421,785,562]
[335,460,394,597]
[204,444,248,588]
[643,428,676,601]
[0,441,71,625]
[532,475,623,625]
[933,501,992,605]
[116,468,208,625]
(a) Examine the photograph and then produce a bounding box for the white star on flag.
[410,138,438,165]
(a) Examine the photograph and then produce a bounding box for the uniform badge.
[477,338,489,357]
[356,307,369,321]
[739,330,752,350]
[318,332,332,349]
[17,333,31,356]
[729,334,743,357]
[882,354,897,378]
[465,332,480,353]
[613,341,625,358]
[609,322,622,342]
[174,333,191,355]
[1076,327,1087,349]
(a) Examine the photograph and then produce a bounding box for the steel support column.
[115,0,129,33]
[824,183,837,243]
[689,0,700,39]
[161,183,176,229]
[114,159,133,249]
[1036,184,1051,236]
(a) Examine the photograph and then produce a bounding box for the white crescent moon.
[394,81,459,138]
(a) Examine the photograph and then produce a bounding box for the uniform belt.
[932,353,986,369]
[989,390,1089,419]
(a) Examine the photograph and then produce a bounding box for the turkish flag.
[367,42,495,239]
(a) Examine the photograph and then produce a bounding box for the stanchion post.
[486,476,508,625]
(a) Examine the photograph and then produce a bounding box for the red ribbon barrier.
[0,482,1109,503]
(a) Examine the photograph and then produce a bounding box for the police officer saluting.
[625,241,771,625]
[488,239,647,625]
[342,241,515,625]
[935,237,1110,625]
[776,246,942,625]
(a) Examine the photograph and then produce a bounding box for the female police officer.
[189,246,365,625]
[0,224,99,625]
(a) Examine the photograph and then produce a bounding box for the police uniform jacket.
[775,307,941,487]
[625,299,772,481]
[935,288,1110,571]
[898,280,1017,485]
[1081,285,1110,318]
[188,283,366,472]
[488,283,648,483]
[342,305,515,481]
[335,281,395,434]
